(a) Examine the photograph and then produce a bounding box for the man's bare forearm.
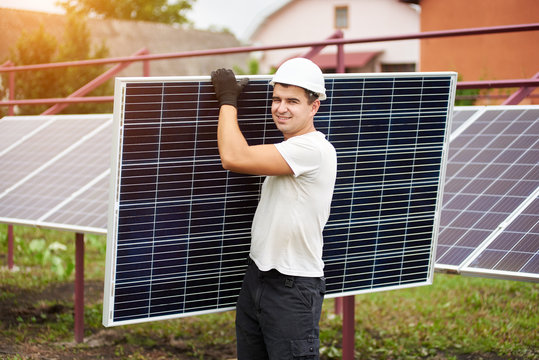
[217,104,249,170]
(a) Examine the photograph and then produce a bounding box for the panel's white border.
[110,278,438,327]
[460,268,539,283]
[0,216,106,235]
[428,72,459,286]
[112,71,459,83]
[103,78,129,327]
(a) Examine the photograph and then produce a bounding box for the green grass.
[343,275,538,359]
[1,224,538,359]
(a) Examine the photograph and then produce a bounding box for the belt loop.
[285,277,294,288]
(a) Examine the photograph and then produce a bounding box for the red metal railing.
[1,23,538,114]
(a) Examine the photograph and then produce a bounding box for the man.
[211,57,337,359]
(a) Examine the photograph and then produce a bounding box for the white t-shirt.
[249,131,337,277]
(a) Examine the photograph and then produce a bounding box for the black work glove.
[210,68,249,108]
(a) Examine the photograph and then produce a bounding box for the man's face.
[271,83,320,139]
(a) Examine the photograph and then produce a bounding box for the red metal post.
[74,232,85,343]
[142,48,151,77]
[301,30,344,61]
[503,72,539,105]
[342,295,355,360]
[334,48,355,358]
[7,224,14,270]
[143,60,150,77]
[336,43,345,74]
[335,296,343,315]
[6,61,15,116]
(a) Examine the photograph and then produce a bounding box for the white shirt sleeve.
[274,133,322,177]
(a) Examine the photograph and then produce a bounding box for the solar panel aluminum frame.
[103,72,457,327]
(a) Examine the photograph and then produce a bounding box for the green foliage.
[233,58,261,75]
[0,11,112,116]
[58,0,195,24]
[27,238,74,279]
[455,87,480,106]
[341,275,539,359]
[0,26,58,115]
[0,225,106,286]
[454,75,480,106]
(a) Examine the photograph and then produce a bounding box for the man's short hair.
[277,83,319,104]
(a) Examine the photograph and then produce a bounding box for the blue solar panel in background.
[103,73,456,326]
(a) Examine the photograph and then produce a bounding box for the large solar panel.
[437,105,539,281]
[0,115,111,234]
[103,73,456,326]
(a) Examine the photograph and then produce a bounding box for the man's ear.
[310,99,321,116]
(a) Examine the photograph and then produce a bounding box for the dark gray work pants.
[235,259,326,359]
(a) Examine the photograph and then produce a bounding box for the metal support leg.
[342,295,355,360]
[336,43,345,73]
[7,224,14,270]
[74,233,85,343]
[334,296,343,315]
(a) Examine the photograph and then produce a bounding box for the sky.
[0,0,290,40]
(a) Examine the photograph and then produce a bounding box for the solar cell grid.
[38,170,110,233]
[0,121,111,221]
[0,117,54,154]
[437,107,539,278]
[461,193,538,280]
[0,116,110,194]
[0,114,112,234]
[449,108,480,135]
[104,73,456,326]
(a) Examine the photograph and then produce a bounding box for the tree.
[0,11,111,116]
[58,0,195,24]
[1,26,59,115]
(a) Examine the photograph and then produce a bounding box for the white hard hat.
[270,58,326,100]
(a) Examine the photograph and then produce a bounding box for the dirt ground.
[0,280,237,359]
[0,280,527,360]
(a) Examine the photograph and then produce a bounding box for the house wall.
[420,0,539,81]
[249,0,420,72]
